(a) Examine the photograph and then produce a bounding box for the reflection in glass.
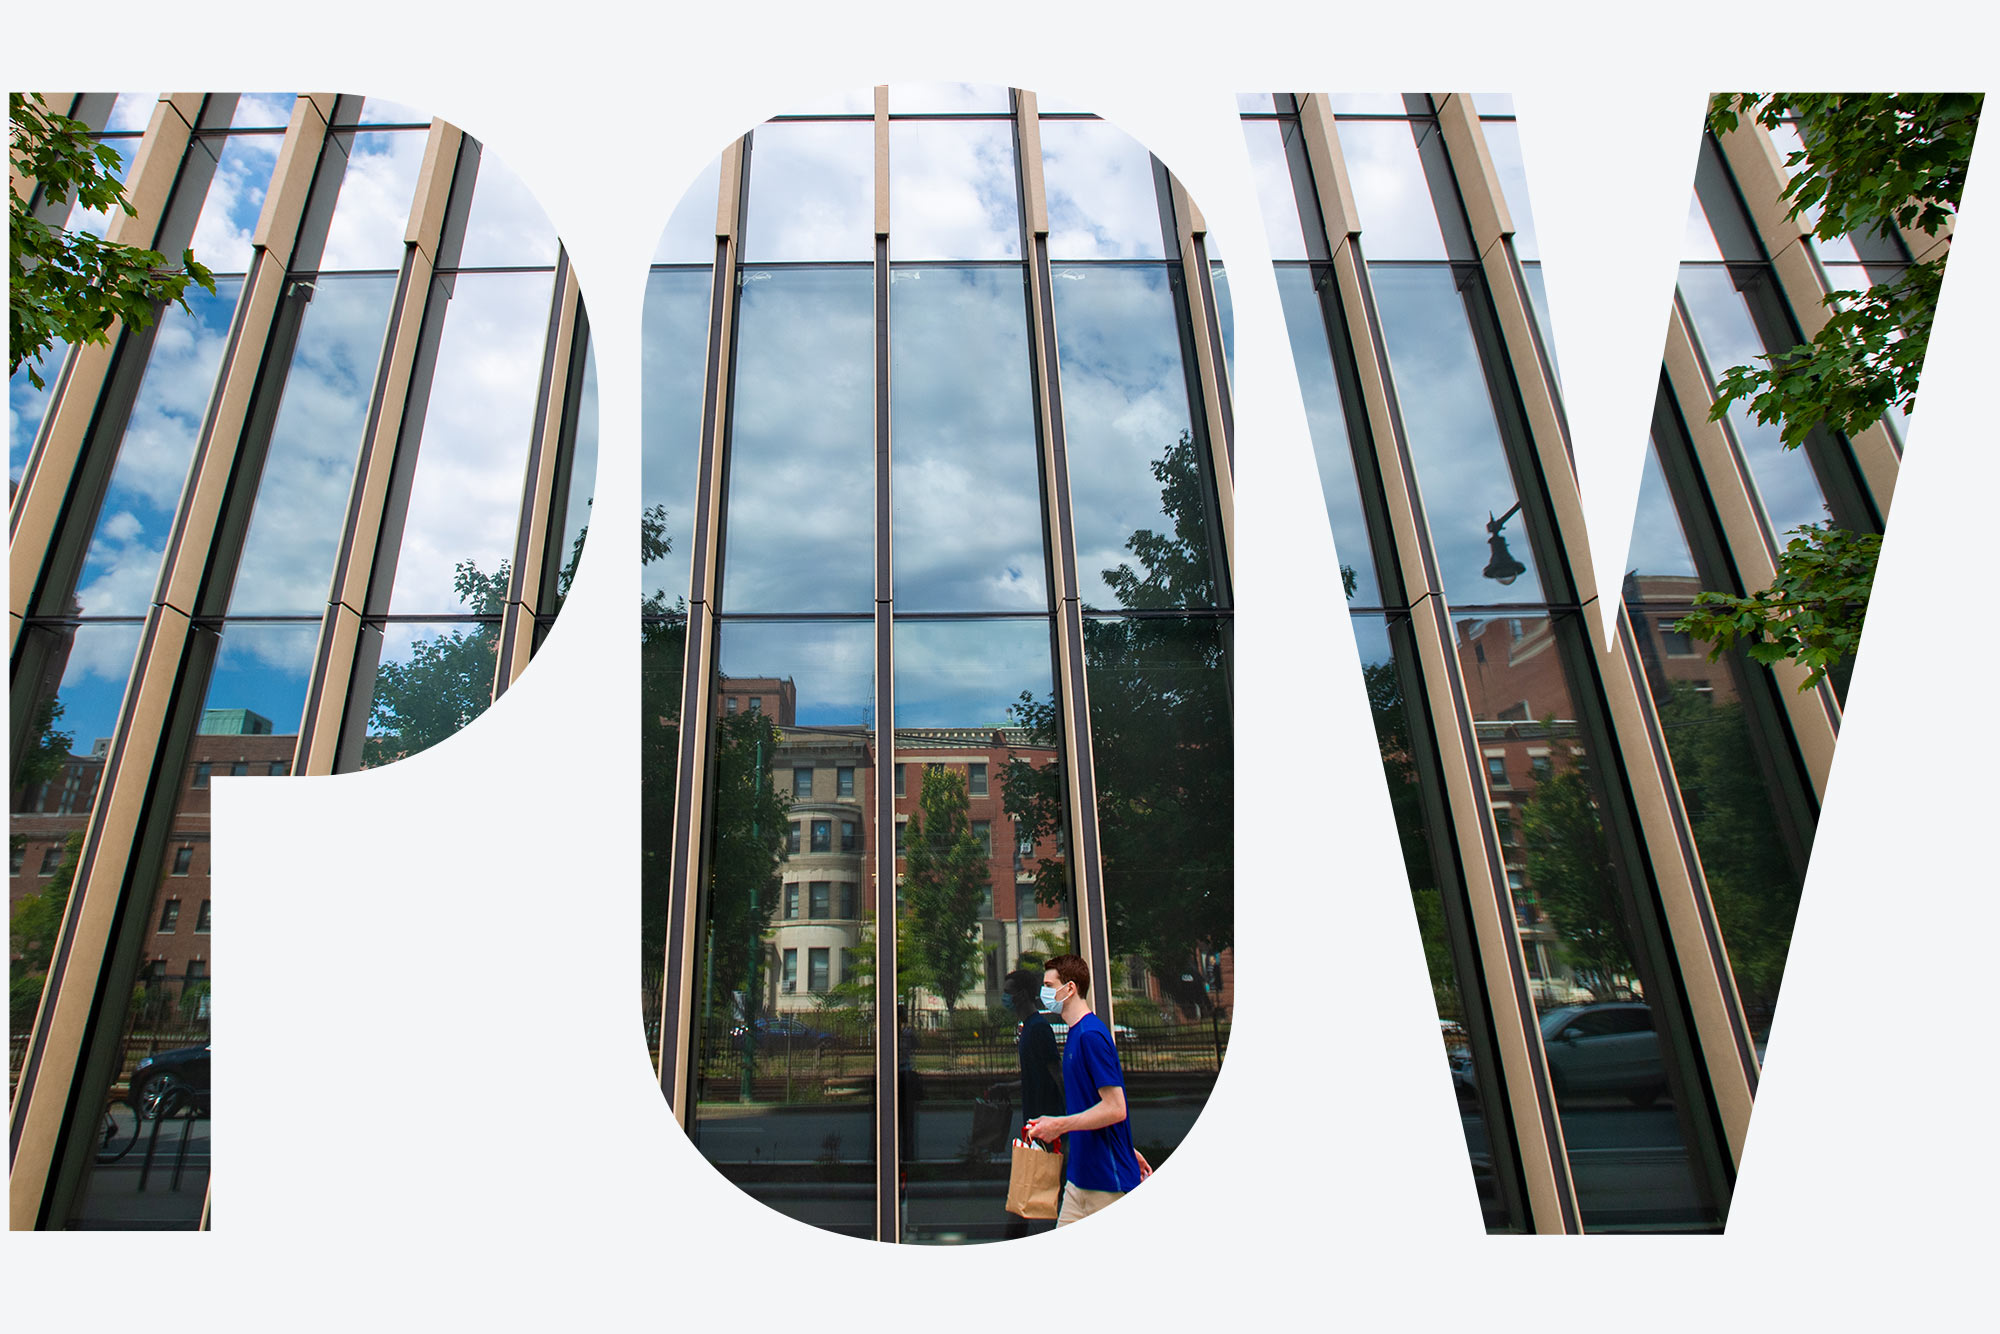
[653,155,723,263]
[228,93,296,129]
[890,268,1045,611]
[887,84,1012,115]
[741,122,873,262]
[455,151,560,269]
[1457,611,1720,1230]
[550,345,598,616]
[105,94,160,133]
[1080,614,1232,1169]
[10,341,67,480]
[71,281,245,618]
[65,138,134,237]
[1479,121,1538,261]
[1337,120,1451,261]
[1240,119,1309,260]
[228,275,398,614]
[1048,266,1218,609]
[1040,120,1166,261]
[690,620,875,1238]
[1622,437,1699,586]
[1678,267,1831,540]
[360,615,500,767]
[318,131,427,271]
[642,269,711,611]
[719,269,874,613]
[9,624,144,805]
[892,618,1063,1243]
[186,134,284,274]
[1351,613,1509,1228]
[385,271,554,614]
[1212,263,1234,381]
[889,121,1021,261]
[1370,266,1545,605]
[1276,266,1381,606]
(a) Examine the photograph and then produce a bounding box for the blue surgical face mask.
[1039,984,1060,1012]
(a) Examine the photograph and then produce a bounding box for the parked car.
[128,1043,210,1119]
[1539,1003,1667,1106]
[729,1018,835,1054]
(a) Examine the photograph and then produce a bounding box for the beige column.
[658,139,745,1125]
[293,119,465,775]
[1442,97,1757,1164]
[1169,175,1233,575]
[1299,95,1580,1232]
[10,94,205,658]
[494,259,584,695]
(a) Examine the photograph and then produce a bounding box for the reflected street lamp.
[1483,501,1527,586]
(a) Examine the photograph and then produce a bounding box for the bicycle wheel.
[96,1100,141,1163]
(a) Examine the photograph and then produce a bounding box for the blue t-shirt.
[1061,1012,1142,1192]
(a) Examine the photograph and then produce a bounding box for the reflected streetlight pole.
[1483,501,1528,586]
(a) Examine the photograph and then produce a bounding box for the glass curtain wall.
[8,93,595,1230]
[647,84,1234,1243]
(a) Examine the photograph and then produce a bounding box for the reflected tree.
[901,765,988,1017]
[1521,762,1635,998]
[1365,658,1459,1012]
[641,503,686,970]
[9,832,80,1029]
[701,710,789,1018]
[362,561,504,766]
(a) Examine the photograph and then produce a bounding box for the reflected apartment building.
[641,85,1235,1243]
[8,92,597,1229]
[1245,92,1964,1231]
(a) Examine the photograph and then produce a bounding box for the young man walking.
[1025,954,1151,1225]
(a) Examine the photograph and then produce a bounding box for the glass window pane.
[1621,436,1699,589]
[1048,265,1220,609]
[1682,191,1726,262]
[653,154,723,263]
[1369,265,1545,605]
[690,620,875,1238]
[318,131,427,271]
[200,622,321,736]
[1236,93,1278,113]
[719,268,874,613]
[890,267,1046,611]
[104,93,160,132]
[70,280,245,618]
[228,93,295,129]
[1083,614,1233,1169]
[11,341,68,481]
[641,268,711,614]
[347,98,428,126]
[776,89,875,116]
[888,83,1011,115]
[1677,266,1832,539]
[1211,262,1234,381]
[1471,94,1516,116]
[454,149,560,269]
[385,271,554,614]
[1276,266,1382,605]
[65,138,135,237]
[1520,263,1560,387]
[549,341,597,617]
[185,133,284,274]
[891,617,1062,1242]
[359,618,499,766]
[1323,94,1410,115]
[1040,120,1165,260]
[741,122,873,262]
[1457,610,1724,1230]
[889,121,1021,260]
[1479,121,1538,261]
[1335,120,1450,260]
[227,274,398,614]
[9,623,143,803]
[1240,119,1309,260]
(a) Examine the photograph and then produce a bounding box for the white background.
[5,3,1995,1326]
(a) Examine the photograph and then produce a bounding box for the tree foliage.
[362,560,505,766]
[9,832,81,1028]
[1679,94,1980,684]
[9,93,215,387]
[1520,763,1635,998]
[639,503,686,969]
[701,710,790,1008]
[900,765,988,1016]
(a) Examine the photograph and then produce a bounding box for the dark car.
[128,1042,210,1119]
[1539,1003,1667,1106]
[729,1018,835,1054]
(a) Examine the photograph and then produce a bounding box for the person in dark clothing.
[1005,967,1063,1122]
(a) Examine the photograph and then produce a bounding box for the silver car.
[1539,1003,1668,1107]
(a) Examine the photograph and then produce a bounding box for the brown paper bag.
[1006,1134,1062,1219]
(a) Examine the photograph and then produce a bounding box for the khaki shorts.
[1055,1181,1125,1227]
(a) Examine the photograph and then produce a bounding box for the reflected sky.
[455,147,560,268]
[104,93,160,132]
[1041,120,1165,260]
[185,134,282,274]
[228,94,295,129]
[72,280,244,618]
[1277,267,1382,605]
[201,622,320,733]
[894,619,1053,727]
[1048,265,1211,608]
[1480,121,1538,261]
[653,154,723,263]
[318,131,426,271]
[1471,94,1516,117]
[1682,191,1726,262]
[10,342,67,481]
[65,138,133,237]
[348,98,429,126]
[1369,265,1546,606]
[1337,120,1449,260]
[1520,264,1560,387]
[556,344,598,602]
[775,88,875,116]
[889,120,1020,260]
[720,268,874,613]
[1622,437,1699,584]
[718,620,873,726]
[228,275,398,614]
[34,623,145,756]
[641,269,710,608]
[889,83,1011,114]
[890,267,1046,611]
[1678,266,1831,538]
[368,619,498,734]
[742,122,873,261]
[1237,93,1278,113]
[386,271,553,614]
[1241,119,1308,260]
[1325,94,1410,115]
[1213,264,1234,380]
